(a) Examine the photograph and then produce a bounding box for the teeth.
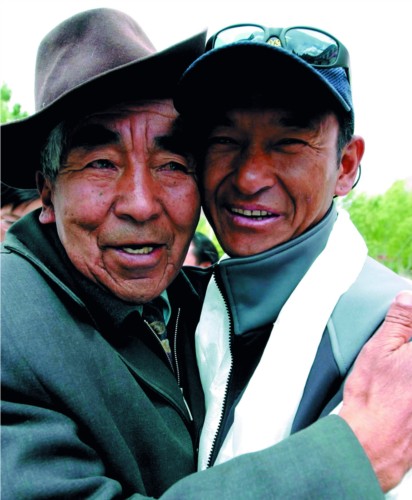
[122,246,154,255]
[231,208,271,217]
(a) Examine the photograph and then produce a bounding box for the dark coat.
[1,216,205,498]
[1,214,384,499]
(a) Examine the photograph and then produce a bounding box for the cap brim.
[1,30,206,189]
[174,41,351,118]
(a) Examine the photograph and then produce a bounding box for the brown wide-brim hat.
[1,8,206,189]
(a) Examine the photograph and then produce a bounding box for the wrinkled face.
[201,107,360,257]
[39,100,200,303]
[1,198,42,241]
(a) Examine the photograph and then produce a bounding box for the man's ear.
[335,135,365,197]
[36,171,56,224]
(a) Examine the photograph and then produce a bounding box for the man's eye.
[86,159,116,170]
[276,138,307,147]
[269,138,308,153]
[161,161,194,175]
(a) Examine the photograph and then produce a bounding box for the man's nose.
[113,164,162,222]
[232,150,276,195]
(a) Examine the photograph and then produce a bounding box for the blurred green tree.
[1,83,28,123]
[342,180,412,277]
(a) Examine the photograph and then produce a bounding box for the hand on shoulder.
[339,290,412,492]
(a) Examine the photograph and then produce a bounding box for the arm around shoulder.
[162,415,383,499]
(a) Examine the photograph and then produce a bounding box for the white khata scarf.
[195,209,368,470]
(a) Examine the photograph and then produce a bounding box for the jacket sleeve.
[1,317,384,500]
[1,248,383,499]
[160,415,384,499]
[2,330,383,500]
[2,307,384,498]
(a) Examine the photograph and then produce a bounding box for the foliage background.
[340,181,412,278]
[1,83,28,124]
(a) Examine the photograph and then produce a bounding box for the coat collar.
[4,210,204,424]
[4,210,200,338]
[216,205,337,335]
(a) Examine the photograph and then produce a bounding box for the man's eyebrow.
[155,135,188,155]
[68,124,120,149]
[277,110,320,129]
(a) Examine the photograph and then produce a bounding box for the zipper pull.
[181,387,193,421]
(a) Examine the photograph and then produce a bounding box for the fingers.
[373,290,412,349]
[339,289,412,492]
[388,289,412,326]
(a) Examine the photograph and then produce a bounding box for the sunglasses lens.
[285,28,339,66]
[212,26,340,68]
[214,25,265,48]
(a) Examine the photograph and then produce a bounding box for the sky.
[1,0,411,195]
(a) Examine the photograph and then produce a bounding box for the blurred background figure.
[1,183,41,241]
[184,231,219,268]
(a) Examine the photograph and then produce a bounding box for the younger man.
[175,24,412,494]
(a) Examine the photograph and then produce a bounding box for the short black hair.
[1,183,40,209]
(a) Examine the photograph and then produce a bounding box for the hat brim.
[174,41,351,119]
[1,31,206,189]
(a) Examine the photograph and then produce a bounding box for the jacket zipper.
[205,268,234,468]
[174,308,194,422]
[173,308,182,386]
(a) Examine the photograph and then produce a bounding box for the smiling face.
[201,107,363,257]
[39,100,200,303]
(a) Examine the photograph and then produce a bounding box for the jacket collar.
[4,210,199,336]
[4,211,205,426]
[216,204,337,335]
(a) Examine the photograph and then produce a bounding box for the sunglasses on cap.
[206,24,351,81]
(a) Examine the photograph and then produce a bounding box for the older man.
[1,11,412,499]
[174,24,412,495]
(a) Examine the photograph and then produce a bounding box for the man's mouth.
[120,245,157,255]
[230,207,275,220]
